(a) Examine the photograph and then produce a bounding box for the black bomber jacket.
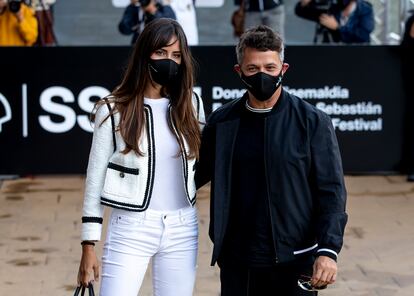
[195,90,348,266]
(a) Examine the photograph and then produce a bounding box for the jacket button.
[119,172,125,178]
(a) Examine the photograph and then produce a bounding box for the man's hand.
[319,14,339,30]
[311,256,337,288]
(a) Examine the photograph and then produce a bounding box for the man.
[0,0,38,46]
[235,0,285,37]
[196,25,347,295]
[295,0,374,44]
[119,0,175,44]
[31,0,57,46]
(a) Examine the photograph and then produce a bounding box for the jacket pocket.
[102,162,140,199]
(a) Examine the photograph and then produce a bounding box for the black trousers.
[219,256,318,296]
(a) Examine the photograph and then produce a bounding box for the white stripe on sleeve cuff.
[317,248,338,257]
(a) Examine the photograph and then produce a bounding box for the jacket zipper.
[264,117,279,264]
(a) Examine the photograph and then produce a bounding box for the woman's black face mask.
[149,58,180,86]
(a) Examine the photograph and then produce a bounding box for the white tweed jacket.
[81,94,205,241]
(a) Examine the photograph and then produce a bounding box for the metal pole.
[383,0,389,43]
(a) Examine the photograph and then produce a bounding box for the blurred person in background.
[401,11,414,181]
[32,0,57,46]
[119,0,176,44]
[164,0,198,45]
[295,0,374,44]
[401,11,414,47]
[235,0,285,37]
[0,0,38,46]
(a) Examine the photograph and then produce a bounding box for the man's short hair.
[236,25,285,64]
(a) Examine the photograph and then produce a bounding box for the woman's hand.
[77,245,100,287]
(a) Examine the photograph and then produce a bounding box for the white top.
[245,100,273,113]
[144,97,189,211]
[340,2,357,26]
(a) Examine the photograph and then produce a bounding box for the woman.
[77,18,205,296]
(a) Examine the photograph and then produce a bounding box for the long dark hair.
[95,18,200,159]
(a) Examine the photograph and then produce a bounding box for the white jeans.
[99,206,198,296]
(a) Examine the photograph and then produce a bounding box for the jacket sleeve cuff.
[316,248,338,261]
[81,221,103,242]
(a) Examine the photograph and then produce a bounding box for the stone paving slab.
[1,175,414,295]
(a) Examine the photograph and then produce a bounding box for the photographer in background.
[32,0,57,46]
[295,0,374,44]
[0,0,38,46]
[119,0,176,44]
[235,0,285,38]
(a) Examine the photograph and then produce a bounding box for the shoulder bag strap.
[104,98,117,153]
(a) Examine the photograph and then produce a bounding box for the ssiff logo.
[0,92,12,133]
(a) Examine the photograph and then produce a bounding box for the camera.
[312,0,351,13]
[7,0,30,13]
[312,0,339,13]
[8,0,22,13]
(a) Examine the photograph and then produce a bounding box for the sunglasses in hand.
[297,275,328,292]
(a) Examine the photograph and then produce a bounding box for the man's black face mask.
[240,68,283,102]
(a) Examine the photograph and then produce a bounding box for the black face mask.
[149,58,180,86]
[241,69,283,102]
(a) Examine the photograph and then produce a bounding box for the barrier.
[0,46,408,174]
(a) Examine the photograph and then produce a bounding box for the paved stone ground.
[1,175,414,295]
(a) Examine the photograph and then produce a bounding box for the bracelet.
[81,241,95,246]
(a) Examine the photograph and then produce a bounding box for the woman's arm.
[81,102,115,242]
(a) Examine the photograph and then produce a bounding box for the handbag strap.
[73,284,95,296]
[88,284,96,296]
[104,98,117,153]
[193,91,201,121]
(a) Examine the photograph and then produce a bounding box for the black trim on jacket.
[168,105,196,206]
[82,216,103,224]
[107,162,139,175]
[142,105,156,211]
